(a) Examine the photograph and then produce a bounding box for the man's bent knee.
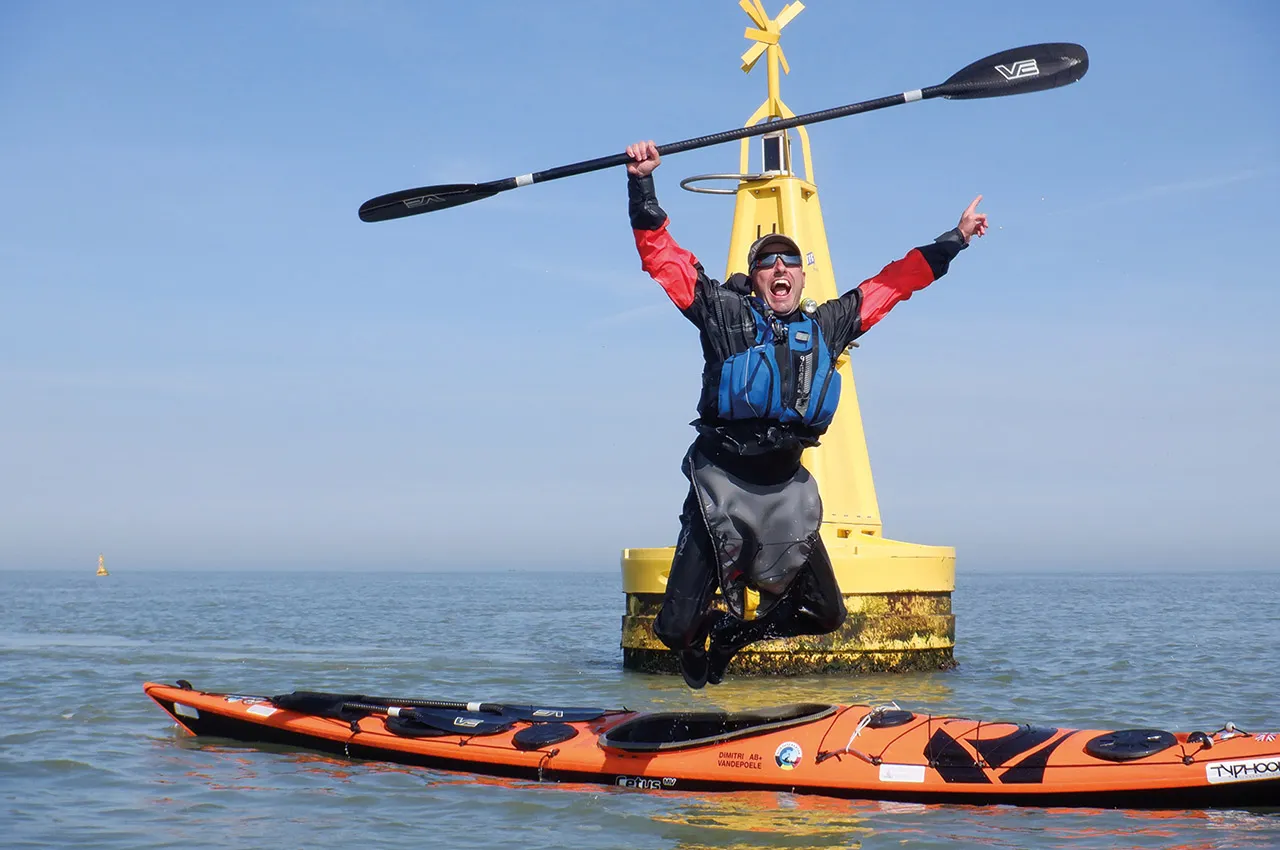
[654,605,706,652]
[811,595,846,634]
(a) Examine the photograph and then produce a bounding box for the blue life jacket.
[716,299,842,430]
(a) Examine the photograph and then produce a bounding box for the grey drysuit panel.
[683,446,823,620]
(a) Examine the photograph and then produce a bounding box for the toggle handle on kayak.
[816,748,880,765]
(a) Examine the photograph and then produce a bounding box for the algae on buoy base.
[622,544,956,675]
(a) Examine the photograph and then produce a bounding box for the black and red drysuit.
[628,172,967,682]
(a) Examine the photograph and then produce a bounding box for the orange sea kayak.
[144,680,1280,809]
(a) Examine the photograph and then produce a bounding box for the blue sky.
[2,1,1276,572]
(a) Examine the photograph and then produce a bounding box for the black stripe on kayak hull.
[151,699,1280,810]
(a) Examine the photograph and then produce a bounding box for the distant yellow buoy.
[96,553,109,577]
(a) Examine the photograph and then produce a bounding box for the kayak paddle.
[358,42,1087,223]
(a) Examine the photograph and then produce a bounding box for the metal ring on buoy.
[679,173,772,195]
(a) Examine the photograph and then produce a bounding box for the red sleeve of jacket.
[856,248,936,333]
[634,218,700,311]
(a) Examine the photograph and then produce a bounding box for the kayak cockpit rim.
[599,703,838,752]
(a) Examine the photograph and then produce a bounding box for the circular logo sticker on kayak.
[775,741,802,770]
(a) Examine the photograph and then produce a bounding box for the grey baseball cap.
[746,233,802,269]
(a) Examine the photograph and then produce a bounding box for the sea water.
[2,568,1278,849]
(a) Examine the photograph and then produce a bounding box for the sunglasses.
[752,252,802,271]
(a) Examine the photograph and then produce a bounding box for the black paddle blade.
[500,705,609,723]
[358,183,498,222]
[396,707,516,737]
[937,43,1088,100]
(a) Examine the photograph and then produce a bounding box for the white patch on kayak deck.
[247,704,278,717]
[174,702,199,719]
[1205,757,1280,784]
[879,763,926,783]
[775,742,803,770]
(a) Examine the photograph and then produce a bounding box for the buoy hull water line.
[145,682,1280,809]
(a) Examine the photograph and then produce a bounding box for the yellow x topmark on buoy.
[740,0,804,75]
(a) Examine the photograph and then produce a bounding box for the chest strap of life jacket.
[716,298,841,429]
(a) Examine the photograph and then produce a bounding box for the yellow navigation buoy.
[96,553,109,577]
[620,0,956,676]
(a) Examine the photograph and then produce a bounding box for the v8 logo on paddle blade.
[995,59,1040,81]
[938,43,1088,100]
[359,183,499,221]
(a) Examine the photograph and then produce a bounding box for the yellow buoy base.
[619,538,955,676]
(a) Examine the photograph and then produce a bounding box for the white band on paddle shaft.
[466,702,483,712]
[515,174,534,187]
[387,706,403,717]
[903,89,923,103]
